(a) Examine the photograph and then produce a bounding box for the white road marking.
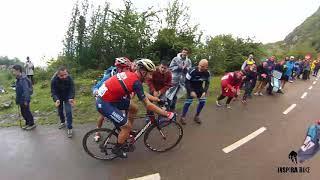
[222,127,267,153]
[301,92,308,99]
[283,104,297,115]
[129,173,161,180]
[309,86,313,90]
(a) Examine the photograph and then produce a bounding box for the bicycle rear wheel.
[82,128,118,160]
[144,121,183,152]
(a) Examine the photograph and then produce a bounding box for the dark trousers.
[217,95,233,104]
[27,75,34,84]
[168,86,180,111]
[20,102,34,126]
[58,100,73,129]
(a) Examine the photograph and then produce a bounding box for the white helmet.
[135,58,156,72]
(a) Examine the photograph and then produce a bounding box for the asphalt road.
[0,77,319,180]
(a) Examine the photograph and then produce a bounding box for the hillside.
[266,6,320,57]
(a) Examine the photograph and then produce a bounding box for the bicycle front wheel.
[82,128,118,160]
[144,121,183,152]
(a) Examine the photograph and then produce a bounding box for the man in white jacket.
[168,48,192,111]
[25,57,34,84]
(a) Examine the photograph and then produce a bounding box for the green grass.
[0,70,222,127]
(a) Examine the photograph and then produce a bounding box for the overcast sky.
[0,0,319,66]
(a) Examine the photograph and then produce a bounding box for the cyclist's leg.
[97,115,104,128]
[96,98,129,157]
[127,100,138,125]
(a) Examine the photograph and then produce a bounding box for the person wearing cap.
[180,59,210,124]
[216,71,244,109]
[241,54,255,71]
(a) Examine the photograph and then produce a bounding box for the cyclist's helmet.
[114,57,132,68]
[135,58,156,72]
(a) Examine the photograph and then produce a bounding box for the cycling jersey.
[98,72,146,102]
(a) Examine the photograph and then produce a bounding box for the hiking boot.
[58,123,66,129]
[194,116,201,124]
[67,129,73,138]
[112,144,128,158]
[26,124,36,130]
[216,100,222,107]
[180,117,186,125]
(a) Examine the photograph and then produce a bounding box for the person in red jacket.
[216,71,244,109]
[147,61,172,98]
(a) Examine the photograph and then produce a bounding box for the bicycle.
[82,100,184,160]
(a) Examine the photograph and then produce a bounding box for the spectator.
[51,66,75,138]
[12,64,36,130]
[168,47,192,111]
[24,56,35,84]
[180,59,210,124]
[216,71,244,109]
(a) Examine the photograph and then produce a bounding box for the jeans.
[20,102,34,126]
[58,100,73,129]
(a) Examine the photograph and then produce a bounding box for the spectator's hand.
[153,91,159,97]
[190,91,197,98]
[24,102,28,107]
[55,100,60,107]
[69,99,75,107]
[200,92,206,98]
[231,88,236,93]
[261,74,267,78]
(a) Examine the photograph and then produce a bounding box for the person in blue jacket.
[289,120,320,164]
[12,64,36,130]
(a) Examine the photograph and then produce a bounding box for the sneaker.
[241,99,247,104]
[259,92,263,96]
[112,144,128,158]
[216,100,222,107]
[180,117,186,125]
[94,133,101,142]
[194,116,201,124]
[289,80,293,83]
[67,129,73,138]
[25,124,37,130]
[254,92,259,96]
[277,90,284,94]
[22,125,29,130]
[58,123,66,129]
[226,104,232,109]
